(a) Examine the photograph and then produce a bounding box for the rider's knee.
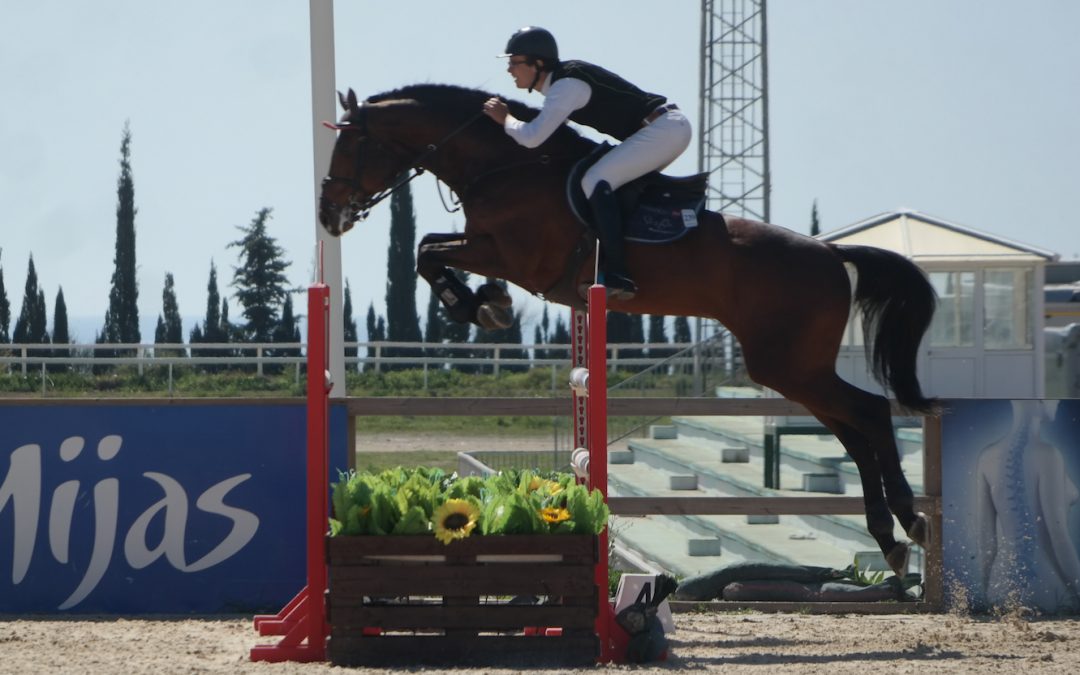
[582,173,614,200]
[581,166,615,199]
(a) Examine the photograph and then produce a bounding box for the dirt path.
[2,611,1079,674]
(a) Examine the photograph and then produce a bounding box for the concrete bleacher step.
[668,415,926,495]
[606,412,930,577]
[614,434,923,565]
[606,470,868,578]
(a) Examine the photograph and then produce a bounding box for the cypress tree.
[0,249,10,343]
[199,262,224,342]
[673,316,692,345]
[343,279,358,371]
[13,255,49,345]
[810,199,821,237]
[365,302,386,371]
[647,315,671,359]
[384,182,421,369]
[51,288,70,372]
[607,312,644,371]
[154,273,184,357]
[230,207,291,343]
[191,262,223,369]
[101,121,140,347]
[423,289,445,362]
[270,293,302,373]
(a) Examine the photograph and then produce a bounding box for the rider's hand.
[483,97,509,125]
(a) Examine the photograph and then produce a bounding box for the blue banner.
[0,402,348,613]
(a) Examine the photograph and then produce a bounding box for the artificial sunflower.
[432,499,480,545]
[541,507,571,524]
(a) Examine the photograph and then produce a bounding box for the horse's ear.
[346,89,360,112]
[337,90,349,111]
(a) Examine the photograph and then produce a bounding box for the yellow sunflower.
[541,507,571,524]
[432,499,480,545]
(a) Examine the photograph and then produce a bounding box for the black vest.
[549,60,667,141]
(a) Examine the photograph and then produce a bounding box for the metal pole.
[309,0,345,398]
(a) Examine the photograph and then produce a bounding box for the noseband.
[322,110,486,222]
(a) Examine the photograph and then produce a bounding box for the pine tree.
[101,121,140,348]
[0,248,10,343]
[154,273,184,357]
[343,280,359,371]
[50,288,70,372]
[13,255,49,345]
[229,207,291,343]
[384,182,421,368]
[810,199,821,237]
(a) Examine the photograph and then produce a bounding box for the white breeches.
[581,107,692,198]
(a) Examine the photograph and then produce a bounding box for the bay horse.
[318,84,936,575]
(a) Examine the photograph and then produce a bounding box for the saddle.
[566,143,708,244]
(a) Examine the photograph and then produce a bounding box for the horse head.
[318,89,418,236]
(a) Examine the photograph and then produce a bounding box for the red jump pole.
[250,283,330,662]
[585,284,617,662]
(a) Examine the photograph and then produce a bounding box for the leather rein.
[321,110,487,221]
[322,109,564,221]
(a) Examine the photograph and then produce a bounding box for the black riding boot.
[588,181,637,301]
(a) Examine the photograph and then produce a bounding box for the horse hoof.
[477,283,512,308]
[885,542,910,577]
[477,303,513,330]
[907,511,931,548]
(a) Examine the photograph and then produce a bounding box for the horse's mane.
[366,83,596,155]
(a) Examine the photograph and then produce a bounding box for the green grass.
[354,450,461,474]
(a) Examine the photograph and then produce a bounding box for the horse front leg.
[417,234,513,330]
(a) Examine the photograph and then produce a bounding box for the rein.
[323,110,487,221]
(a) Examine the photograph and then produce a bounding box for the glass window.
[929,271,975,347]
[983,268,1032,349]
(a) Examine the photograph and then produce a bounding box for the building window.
[984,268,1032,349]
[929,271,975,347]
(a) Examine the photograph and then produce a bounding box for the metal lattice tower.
[698,0,770,222]
[694,0,770,383]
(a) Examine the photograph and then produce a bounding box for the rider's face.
[507,56,543,89]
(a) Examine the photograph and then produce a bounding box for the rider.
[482,26,692,301]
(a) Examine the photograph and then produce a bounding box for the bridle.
[321,108,487,222]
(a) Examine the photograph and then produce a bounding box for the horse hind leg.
[804,375,929,547]
[808,412,910,576]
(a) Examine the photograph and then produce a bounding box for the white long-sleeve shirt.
[503,75,591,149]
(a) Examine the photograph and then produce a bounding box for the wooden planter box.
[326,534,600,667]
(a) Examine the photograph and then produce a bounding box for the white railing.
[0,341,701,394]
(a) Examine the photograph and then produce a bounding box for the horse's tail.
[832,244,940,415]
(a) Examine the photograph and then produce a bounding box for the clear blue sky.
[2,1,1078,343]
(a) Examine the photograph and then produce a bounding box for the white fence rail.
[0,340,700,377]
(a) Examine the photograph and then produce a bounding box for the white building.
[820,209,1058,398]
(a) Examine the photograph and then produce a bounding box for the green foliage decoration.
[329,466,609,540]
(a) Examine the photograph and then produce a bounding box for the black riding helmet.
[502,26,559,63]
